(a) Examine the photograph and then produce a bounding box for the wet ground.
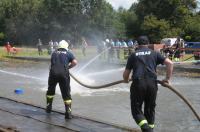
[0,59,200,132]
[0,97,136,132]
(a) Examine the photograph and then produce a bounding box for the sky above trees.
[107,0,200,10]
[106,0,137,9]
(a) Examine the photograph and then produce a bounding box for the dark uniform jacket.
[50,49,75,76]
[126,47,165,80]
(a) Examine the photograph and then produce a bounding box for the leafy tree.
[0,0,198,46]
[184,15,200,41]
[142,15,171,43]
[135,0,196,20]
[132,0,198,42]
[0,32,5,45]
[117,7,138,39]
[41,0,82,42]
[83,0,116,39]
[0,0,43,45]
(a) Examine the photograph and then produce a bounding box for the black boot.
[141,124,152,132]
[65,103,72,119]
[46,96,53,113]
[46,103,52,113]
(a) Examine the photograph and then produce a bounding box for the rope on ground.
[70,73,200,122]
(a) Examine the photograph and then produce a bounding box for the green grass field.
[0,46,195,62]
[0,46,99,60]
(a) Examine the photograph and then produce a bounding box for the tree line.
[0,0,199,46]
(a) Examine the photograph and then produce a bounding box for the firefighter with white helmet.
[46,40,77,119]
[58,40,69,50]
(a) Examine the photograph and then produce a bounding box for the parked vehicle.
[185,42,200,48]
[184,42,200,53]
[161,38,184,47]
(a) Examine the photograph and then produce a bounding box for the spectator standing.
[37,39,43,55]
[5,42,12,55]
[127,39,135,56]
[48,40,54,55]
[106,39,114,62]
[115,39,121,59]
[81,37,88,57]
[67,40,74,50]
[53,41,59,51]
[122,40,129,59]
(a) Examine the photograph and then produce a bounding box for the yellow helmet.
[58,40,69,50]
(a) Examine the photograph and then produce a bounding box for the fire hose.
[69,73,200,122]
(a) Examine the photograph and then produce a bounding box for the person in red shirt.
[5,42,12,55]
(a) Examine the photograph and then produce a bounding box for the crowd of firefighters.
[98,38,137,62]
[99,37,185,62]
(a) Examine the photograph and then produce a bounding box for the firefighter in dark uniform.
[46,40,77,119]
[123,36,173,132]
[174,36,182,62]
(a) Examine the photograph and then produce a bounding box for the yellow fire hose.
[70,73,200,122]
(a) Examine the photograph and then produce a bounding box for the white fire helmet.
[106,39,110,43]
[58,40,69,50]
